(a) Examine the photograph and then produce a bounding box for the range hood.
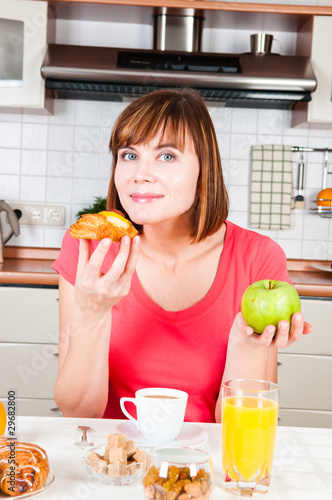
[41,44,317,110]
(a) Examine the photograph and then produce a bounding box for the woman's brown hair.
[107,87,228,242]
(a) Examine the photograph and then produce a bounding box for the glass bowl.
[81,445,145,486]
[143,446,215,500]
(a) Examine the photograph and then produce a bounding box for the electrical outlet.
[9,204,66,226]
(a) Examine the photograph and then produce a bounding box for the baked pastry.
[0,438,50,496]
[70,211,138,242]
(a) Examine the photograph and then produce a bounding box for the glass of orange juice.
[222,379,279,496]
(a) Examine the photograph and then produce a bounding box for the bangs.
[110,99,192,155]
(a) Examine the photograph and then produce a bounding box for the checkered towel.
[250,145,293,230]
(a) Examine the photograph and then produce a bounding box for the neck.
[139,218,196,262]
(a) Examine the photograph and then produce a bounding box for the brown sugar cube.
[87,451,103,462]
[128,461,143,476]
[133,449,147,464]
[93,461,108,475]
[108,462,128,478]
[125,440,137,458]
[87,453,109,475]
[107,447,127,465]
[107,433,126,448]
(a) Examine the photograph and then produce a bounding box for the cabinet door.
[0,0,47,108]
[0,343,58,399]
[307,16,332,123]
[286,298,332,356]
[278,353,332,411]
[278,409,332,429]
[0,287,59,344]
[15,399,62,418]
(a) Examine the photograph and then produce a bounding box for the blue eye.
[122,152,136,161]
[161,153,174,162]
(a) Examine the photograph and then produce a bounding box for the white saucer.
[116,421,208,448]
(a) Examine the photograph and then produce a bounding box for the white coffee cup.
[120,388,188,443]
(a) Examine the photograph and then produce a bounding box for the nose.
[133,156,156,183]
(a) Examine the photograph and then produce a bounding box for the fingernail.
[122,236,130,244]
[102,238,111,247]
[267,326,275,335]
[281,323,288,331]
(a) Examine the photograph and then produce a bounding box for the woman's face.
[114,128,200,227]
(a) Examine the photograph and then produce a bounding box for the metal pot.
[0,200,20,263]
[153,8,205,52]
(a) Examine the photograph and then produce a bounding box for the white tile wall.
[0,0,330,258]
[1,99,332,259]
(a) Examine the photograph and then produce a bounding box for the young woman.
[53,88,311,423]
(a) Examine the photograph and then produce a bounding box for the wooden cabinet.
[0,0,49,110]
[293,15,332,125]
[0,286,61,417]
[278,298,332,428]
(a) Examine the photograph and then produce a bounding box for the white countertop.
[7,417,332,500]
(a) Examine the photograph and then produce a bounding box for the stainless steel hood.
[41,44,317,110]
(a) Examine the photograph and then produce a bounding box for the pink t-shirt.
[53,221,291,423]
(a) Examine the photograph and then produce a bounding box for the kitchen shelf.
[47,0,332,15]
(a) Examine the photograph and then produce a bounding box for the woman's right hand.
[74,234,140,319]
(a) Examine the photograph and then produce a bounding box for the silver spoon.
[75,426,94,447]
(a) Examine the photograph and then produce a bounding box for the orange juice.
[0,401,6,435]
[222,396,278,482]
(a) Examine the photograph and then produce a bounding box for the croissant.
[0,438,50,496]
[70,211,138,242]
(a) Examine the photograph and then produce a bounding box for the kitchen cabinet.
[278,297,332,428]
[0,0,50,111]
[293,15,332,125]
[0,285,61,417]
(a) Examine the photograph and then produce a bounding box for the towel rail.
[292,146,332,153]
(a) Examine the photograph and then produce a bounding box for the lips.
[130,193,164,203]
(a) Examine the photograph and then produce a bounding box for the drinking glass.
[0,400,6,435]
[222,379,279,496]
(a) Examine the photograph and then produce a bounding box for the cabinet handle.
[53,352,59,357]
[51,407,62,413]
[277,361,282,366]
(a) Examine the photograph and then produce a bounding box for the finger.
[273,321,290,348]
[258,325,276,347]
[235,312,255,337]
[303,321,312,335]
[84,238,112,277]
[102,235,132,284]
[289,312,304,343]
[77,239,92,276]
[122,235,140,277]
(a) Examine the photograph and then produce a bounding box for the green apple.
[241,280,301,334]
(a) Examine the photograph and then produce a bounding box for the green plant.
[77,196,107,218]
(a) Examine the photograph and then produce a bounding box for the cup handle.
[120,397,139,427]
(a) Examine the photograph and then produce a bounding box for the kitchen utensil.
[250,33,274,54]
[75,425,94,447]
[295,152,305,208]
[0,200,20,263]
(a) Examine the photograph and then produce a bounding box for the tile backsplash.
[0,99,332,260]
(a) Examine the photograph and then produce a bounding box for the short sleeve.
[52,230,79,286]
[252,238,292,285]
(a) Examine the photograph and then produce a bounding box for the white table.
[8,417,332,499]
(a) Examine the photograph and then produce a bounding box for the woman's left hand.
[233,312,312,349]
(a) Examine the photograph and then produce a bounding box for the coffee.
[144,395,179,399]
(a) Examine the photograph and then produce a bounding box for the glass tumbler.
[222,379,279,496]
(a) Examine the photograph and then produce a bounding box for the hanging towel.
[250,144,293,230]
